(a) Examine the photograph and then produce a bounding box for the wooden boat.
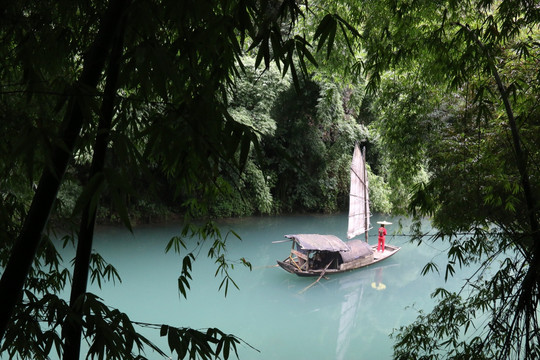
[276,144,400,277]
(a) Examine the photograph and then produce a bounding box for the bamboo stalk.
[290,255,302,271]
[299,261,332,294]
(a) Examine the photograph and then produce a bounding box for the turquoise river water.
[56,213,468,359]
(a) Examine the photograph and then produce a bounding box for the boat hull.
[277,244,400,277]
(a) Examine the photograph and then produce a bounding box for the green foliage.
[55,178,82,221]
[166,221,251,299]
[355,0,540,359]
[88,253,122,288]
[244,162,274,214]
[28,234,71,295]
[393,229,537,360]
[367,167,392,214]
[228,56,288,138]
[264,76,372,213]
[210,57,386,216]
[209,178,255,218]
[158,325,256,360]
[208,57,287,217]
[299,1,364,83]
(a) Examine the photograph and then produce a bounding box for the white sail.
[347,144,370,240]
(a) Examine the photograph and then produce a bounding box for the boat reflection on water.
[371,267,386,291]
[333,264,396,360]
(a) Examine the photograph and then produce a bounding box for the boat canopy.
[284,234,351,252]
[339,240,372,262]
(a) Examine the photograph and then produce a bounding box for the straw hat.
[376,221,393,225]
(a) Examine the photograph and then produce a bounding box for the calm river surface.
[66,213,465,359]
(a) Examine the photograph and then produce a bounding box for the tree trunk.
[62,14,126,360]
[0,0,130,342]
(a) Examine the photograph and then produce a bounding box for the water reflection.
[332,264,393,359]
[371,266,387,291]
[336,268,369,360]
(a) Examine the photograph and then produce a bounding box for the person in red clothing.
[377,223,388,252]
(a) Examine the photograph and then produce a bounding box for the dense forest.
[0,0,539,359]
[52,56,393,221]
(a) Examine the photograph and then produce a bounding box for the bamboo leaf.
[160,325,168,337]
[326,18,337,60]
[314,14,333,48]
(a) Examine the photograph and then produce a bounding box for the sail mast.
[362,147,369,243]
